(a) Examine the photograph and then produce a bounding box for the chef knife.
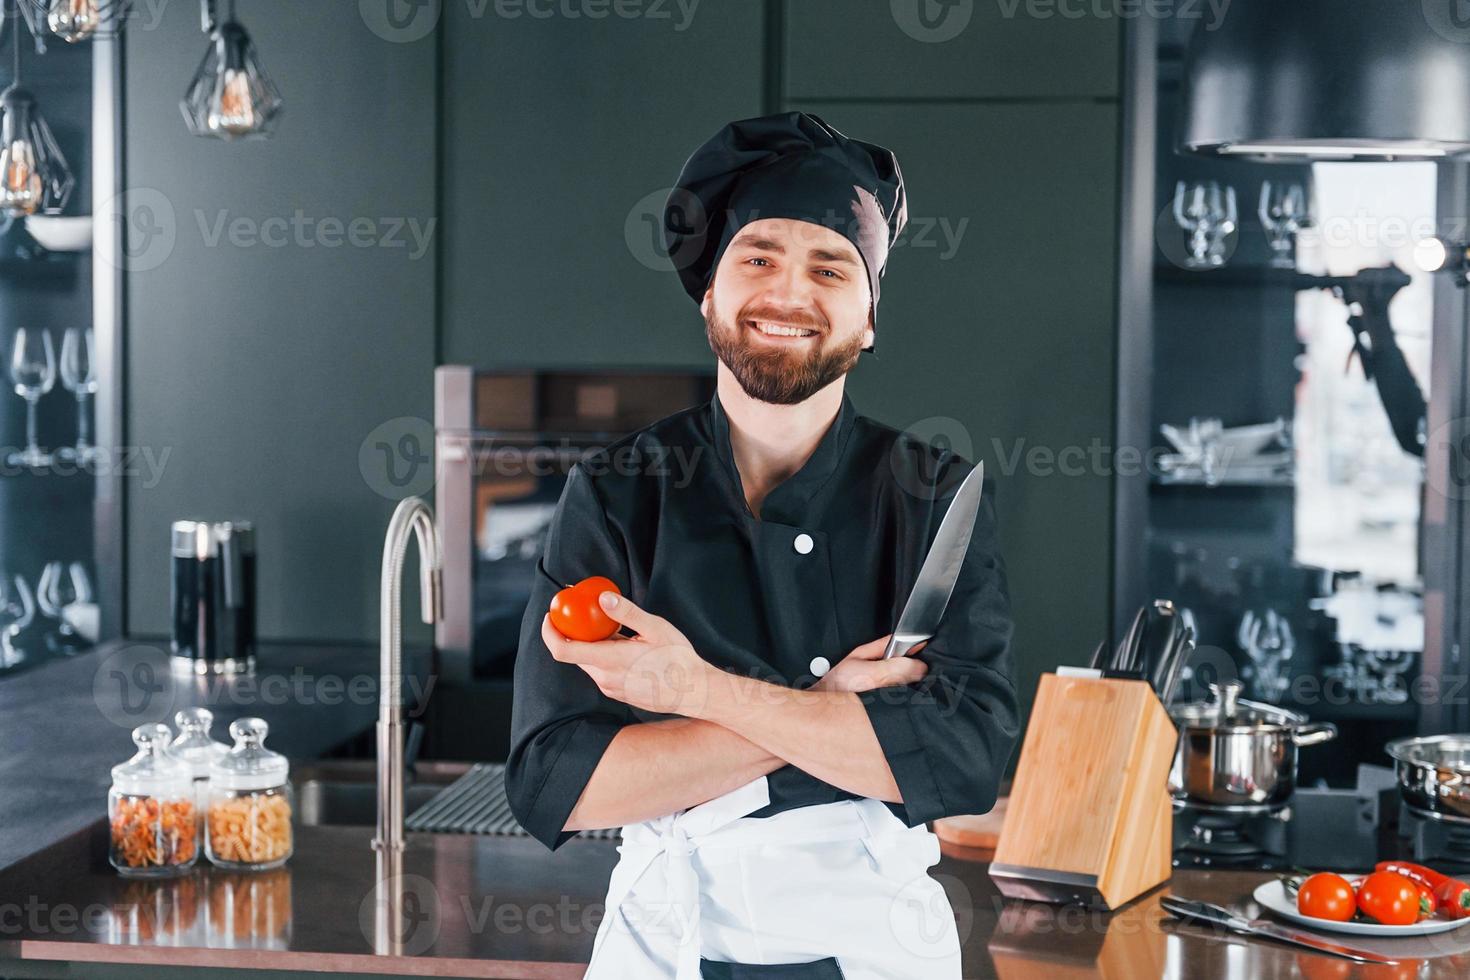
[1159,897,1399,965]
[881,461,985,660]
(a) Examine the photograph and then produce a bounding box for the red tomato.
[1297,873,1357,922]
[1356,870,1423,927]
[549,576,621,641]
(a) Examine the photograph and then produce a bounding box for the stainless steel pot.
[1168,681,1337,809]
[1386,734,1470,820]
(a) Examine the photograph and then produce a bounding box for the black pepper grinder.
[170,520,256,675]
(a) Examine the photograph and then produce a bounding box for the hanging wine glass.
[58,326,97,463]
[37,560,73,619]
[8,326,55,467]
[1173,180,1235,269]
[1205,184,1237,267]
[63,560,96,642]
[68,559,92,602]
[38,558,85,654]
[0,570,35,669]
[1259,180,1311,270]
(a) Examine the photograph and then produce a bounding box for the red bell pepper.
[1376,861,1470,919]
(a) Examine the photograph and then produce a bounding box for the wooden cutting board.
[933,797,1007,855]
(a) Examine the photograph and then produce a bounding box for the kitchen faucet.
[375,496,441,860]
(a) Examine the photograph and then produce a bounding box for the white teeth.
[753,321,815,338]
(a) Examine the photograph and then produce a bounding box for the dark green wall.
[124,1,438,640]
[440,1,766,367]
[796,102,1119,723]
[124,0,1121,710]
[437,4,1121,718]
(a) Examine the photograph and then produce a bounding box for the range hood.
[1179,0,1470,161]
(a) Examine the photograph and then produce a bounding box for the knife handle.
[881,633,931,660]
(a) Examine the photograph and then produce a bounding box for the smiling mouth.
[745,319,820,340]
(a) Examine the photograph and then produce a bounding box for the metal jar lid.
[172,520,255,559]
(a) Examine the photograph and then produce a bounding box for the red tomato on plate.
[1297,872,1356,922]
[549,576,621,641]
[1356,870,1423,927]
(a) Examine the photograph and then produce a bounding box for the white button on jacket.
[793,532,814,554]
[809,656,831,677]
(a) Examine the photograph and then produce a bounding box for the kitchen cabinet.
[123,0,438,643]
[785,0,1119,100]
[788,100,1120,722]
[440,2,766,370]
[0,34,111,676]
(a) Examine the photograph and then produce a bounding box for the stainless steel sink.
[296,779,442,827]
[291,760,470,828]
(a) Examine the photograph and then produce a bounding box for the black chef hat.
[663,112,907,355]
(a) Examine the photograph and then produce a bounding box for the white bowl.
[25,215,92,252]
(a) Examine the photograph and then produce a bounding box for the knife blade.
[881,461,985,660]
[1159,625,1195,706]
[1160,897,1399,965]
[1141,600,1178,691]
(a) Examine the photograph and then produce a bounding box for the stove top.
[1172,789,1383,871]
[1398,802,1470,872]
[1170,765,1470,873]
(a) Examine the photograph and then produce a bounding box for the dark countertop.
[4,822,1470,979]
[0,638,431,873]
[7,644,1470,976]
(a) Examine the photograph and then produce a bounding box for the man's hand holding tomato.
[543,583,713,718]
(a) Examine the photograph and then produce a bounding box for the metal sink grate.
[405,762,619,839]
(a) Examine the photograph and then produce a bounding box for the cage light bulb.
[0,139,41,216]
[206,69,260,136]
[48,0,101,42]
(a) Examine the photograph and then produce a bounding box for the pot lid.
[1387,734,1470,771]
[1169,681,1307,731]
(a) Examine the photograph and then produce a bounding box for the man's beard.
[704,300,866,406]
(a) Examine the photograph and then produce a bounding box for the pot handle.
[1293,722,1338,747]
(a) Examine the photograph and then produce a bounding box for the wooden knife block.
[989,672,1176,910]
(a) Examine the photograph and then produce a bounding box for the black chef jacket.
[506,388,1020,852]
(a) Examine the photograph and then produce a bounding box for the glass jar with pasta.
[169,707,229,835]
[206,718,293,871]
[108,723,200,878]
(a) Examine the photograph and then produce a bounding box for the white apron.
[582,776,962,980]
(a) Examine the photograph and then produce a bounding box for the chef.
[506,112,1019,980]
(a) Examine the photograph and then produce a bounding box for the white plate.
[1252,879,1470,937]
